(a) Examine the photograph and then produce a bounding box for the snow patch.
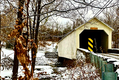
[116,69,119,77]
[113,62,119,67]
[107,58,119,62]
[1,47,14,59]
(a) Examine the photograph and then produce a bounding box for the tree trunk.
[12,44,19,80]
[31,0,41,74]
[12,0,25,80]
[30,7,37,74]
[0,11,1,71]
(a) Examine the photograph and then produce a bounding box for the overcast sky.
[1,0,118,27]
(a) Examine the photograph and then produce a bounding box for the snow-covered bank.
[1,42,100,80]
[1,48,14,59]
[1,42,58,79]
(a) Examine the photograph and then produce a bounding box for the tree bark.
[12,43,19,80]
[0,11,1,72]
[12,0,25,80]
[31,0,41,74]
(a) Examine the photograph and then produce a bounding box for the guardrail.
[77,48,119,80]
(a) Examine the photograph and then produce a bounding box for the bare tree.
[0,11,1,72]
[101,7,119,48]
[31,0,41,74]
[12,0,25,80]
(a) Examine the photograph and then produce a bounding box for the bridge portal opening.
[80,30,108,53]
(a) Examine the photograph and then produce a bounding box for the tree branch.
[40,0,56,11]
[73,0,117,9]
[39,13,57,23]
[69,0,86,22]
[6,0,18,9]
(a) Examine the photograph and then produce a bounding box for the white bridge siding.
[58,31,76,59]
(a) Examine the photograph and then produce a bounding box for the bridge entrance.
[80,30,108,53]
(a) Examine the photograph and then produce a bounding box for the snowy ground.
[1,42,57,77]
[1,42,100,80]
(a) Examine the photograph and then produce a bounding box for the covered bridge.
[58,17,114,59]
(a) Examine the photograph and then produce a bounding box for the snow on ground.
[113,62,119,67]
[1,47,14,59]
[35,66,53,74]
[116,69,119,77]
[38,41,57,52]
[1,42,100,79]
[0,69,12,78]
[107,58,119,62]
[1,42,58,79]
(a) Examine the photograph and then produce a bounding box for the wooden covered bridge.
[58,17,114,59]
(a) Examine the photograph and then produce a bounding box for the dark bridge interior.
[80,30,108,53]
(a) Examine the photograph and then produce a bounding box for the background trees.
[100,7,119,48]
